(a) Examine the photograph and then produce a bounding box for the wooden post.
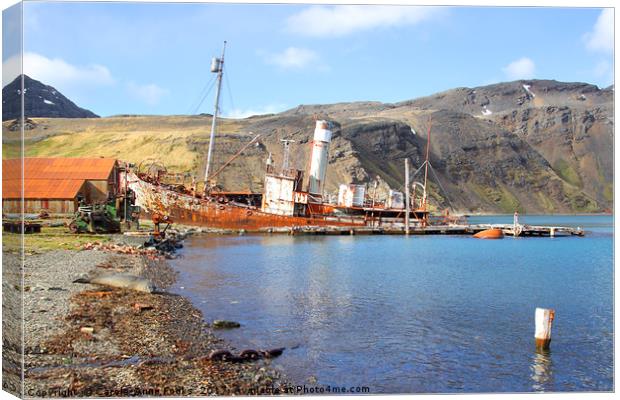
[405,159,410,235]
[371,179,378,228]
[535,308,555,350]
[513,210,521,237]
[124,162,129,229]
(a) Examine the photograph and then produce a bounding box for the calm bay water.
[170,215,613,393]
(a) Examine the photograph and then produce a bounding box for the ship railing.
[265,165,299,179]
[427,214,469,226]
[307,193,323,203]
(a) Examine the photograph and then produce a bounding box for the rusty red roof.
[2,157,117,199]
[3,179,85,199]
[3,157,116,181]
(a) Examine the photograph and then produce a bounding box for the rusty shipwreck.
[121,42,452,232]
[123,117,439,231]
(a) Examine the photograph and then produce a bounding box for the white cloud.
[126,82,169,106]
[2,52,115,88]
[264,47,328,71]
[583,9,613,54]
[223,103,288,119]
[285,5,442,37]
[502,57,536,80]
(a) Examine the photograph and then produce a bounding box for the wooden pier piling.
[535,308,555,351]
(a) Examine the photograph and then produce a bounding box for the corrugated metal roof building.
[2,158,119,214]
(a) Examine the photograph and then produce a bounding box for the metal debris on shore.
[81,242,162,258]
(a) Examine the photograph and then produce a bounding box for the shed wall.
[84,180,109,203]
[3,199,76,214]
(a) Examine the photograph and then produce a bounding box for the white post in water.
[405,159,410,235]
[535,307,555,350]
[203,41,227,192]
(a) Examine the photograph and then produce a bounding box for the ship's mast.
[422,115,432,210]
[203,41,227,193]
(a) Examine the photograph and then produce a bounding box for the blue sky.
[2,2,614,117]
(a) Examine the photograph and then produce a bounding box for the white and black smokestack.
[307,120,332,195]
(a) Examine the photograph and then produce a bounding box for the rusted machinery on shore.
[68,203,121,234]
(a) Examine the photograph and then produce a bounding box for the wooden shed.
[2,158,119,214]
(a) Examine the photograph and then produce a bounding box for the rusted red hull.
[127,175,365,231]
[158,203,365,230]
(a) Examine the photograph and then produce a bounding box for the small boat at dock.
[473,228,504,239]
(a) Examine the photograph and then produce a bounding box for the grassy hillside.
[3,116,246,173]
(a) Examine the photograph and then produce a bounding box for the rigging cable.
[395,161,455,210]
[187,74,215,114]
[428,163,455,211]
[190,75,217,115]
[409,162,426,182]
[396,162,426,193]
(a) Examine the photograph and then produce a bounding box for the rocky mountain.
[393,80,614,213]
[2,75,99,121]
[2,79,612,214]
[238,79,613,213]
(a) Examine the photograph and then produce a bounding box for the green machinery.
[68,203,122,234]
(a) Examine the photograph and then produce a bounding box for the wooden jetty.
[258,223,585,237]
[474,223,584,237]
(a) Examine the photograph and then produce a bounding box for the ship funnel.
[307,120,332,195]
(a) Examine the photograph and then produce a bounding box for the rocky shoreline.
[3,231,286,397]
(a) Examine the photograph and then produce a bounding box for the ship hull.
[127,175,366,231]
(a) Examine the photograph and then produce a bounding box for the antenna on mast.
[203,41,227,194]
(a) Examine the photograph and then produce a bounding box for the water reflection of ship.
[124,42,460,231]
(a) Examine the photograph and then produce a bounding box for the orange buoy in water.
[473,228,504,239]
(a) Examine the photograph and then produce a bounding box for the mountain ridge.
[1,78,613,213]
[2,75,99,121]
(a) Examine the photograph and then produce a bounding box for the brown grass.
[2,116,248,173]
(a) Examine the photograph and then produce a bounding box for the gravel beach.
[3,231,285,397]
